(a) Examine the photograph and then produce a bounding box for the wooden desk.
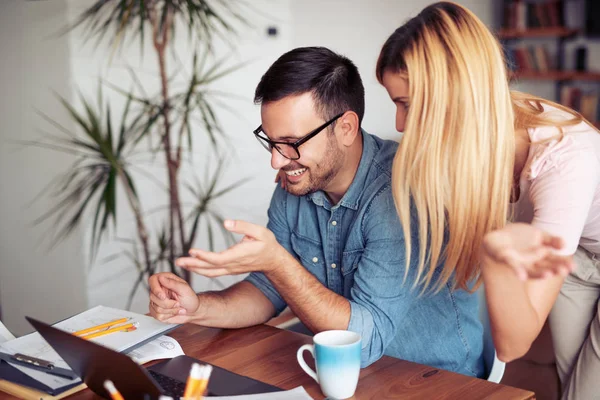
[0,324,535,399]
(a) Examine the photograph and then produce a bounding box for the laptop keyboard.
[148,369,186,397]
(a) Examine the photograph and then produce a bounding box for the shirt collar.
[306,130,377,211]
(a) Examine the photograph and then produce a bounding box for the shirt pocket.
[341,249,363,297]
[291,231,325,271]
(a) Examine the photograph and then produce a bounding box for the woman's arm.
[481,223,574,361]
[484,141,598,361]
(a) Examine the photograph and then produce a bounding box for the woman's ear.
[338,111,360,147]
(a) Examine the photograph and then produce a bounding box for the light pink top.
[512,106,600,256]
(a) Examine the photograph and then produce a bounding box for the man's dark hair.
[254,47,365,127]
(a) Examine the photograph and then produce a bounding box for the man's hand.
[175,220,289,278]
[148,272,200,324]
[482,223,576,281]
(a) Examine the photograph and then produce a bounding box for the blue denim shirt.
[245,131,484,377]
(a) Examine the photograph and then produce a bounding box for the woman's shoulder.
[525,109,600,180]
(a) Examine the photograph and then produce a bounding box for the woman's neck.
[510,127,531,203]
[514,127,530,180]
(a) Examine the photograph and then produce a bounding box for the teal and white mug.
[296,330,361,399]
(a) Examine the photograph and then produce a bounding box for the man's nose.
[271,148,291,170]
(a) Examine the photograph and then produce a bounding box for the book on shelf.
[503,0,564,30]
[560,86,600,124]
[505,45,553,72]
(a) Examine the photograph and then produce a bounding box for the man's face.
[260,92,344,197]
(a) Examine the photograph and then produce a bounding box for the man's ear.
[337,111,360,147]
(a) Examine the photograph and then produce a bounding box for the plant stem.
[117,169,152,280]
[152,4,190,283]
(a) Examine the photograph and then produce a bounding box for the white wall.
[0,0,87,335]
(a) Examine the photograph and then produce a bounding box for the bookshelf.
[498,27,578,39]
[510,70,600,81]
[500,0,600,126]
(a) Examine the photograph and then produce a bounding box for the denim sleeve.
[346,185,419,367]
[244,186,289,315]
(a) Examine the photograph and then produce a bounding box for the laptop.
[26,316,281,399]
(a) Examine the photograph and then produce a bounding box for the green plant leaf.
[67,0,252,55]
[28,86,144,260]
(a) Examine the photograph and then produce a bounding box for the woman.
[376,2,600,399]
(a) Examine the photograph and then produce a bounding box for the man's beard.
[283,136,344,197]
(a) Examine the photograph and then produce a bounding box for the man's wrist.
[187,293,207,324]
[265,247,295,279]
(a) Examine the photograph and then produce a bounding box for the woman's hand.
[275,170,287,190]
[482,223,576,280]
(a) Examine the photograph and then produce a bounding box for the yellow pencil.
[103,380,124,400]
[183,363,203,399]
[81,322,136,340]
[73,318,129,336]
[195,365,213,400]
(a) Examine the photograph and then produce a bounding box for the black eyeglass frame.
[253,112,345,160]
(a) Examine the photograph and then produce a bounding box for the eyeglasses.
[253,113,345,160]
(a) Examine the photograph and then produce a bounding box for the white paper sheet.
[53,305,178,352]
[127,335,184,364]
[157,387,314,400]
[207,387,313,399]
[0,320,15,343]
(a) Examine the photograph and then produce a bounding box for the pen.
[0,352,79,380]
[195,364,213,400]
[183,363,203,399]
[73,318,129,336]
[81,322,137,340]
[103,380,124,400]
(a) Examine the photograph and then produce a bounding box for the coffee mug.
[296,330,361,399]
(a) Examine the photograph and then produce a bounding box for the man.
[149,47,484,376]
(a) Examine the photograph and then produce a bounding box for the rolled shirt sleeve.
[244,185,290,315]
[244,271,287,315]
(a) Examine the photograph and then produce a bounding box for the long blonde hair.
[376,2,592,293]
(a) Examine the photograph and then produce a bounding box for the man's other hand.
[148,272,199,324]
[175,220,289,278]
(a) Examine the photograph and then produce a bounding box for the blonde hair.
[376,2,594,293]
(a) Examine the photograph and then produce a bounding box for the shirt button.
[312,257,318,263]
[331,221,337,226]
[331,263,337,269]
